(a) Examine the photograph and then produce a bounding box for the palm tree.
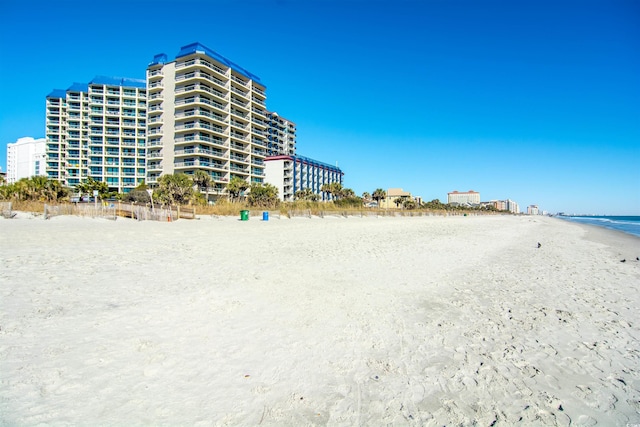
[295,188,318,201]
[362,192,371,202]
[76,177,109,200]
[248,183,279,208]
[321,182,344,201]
[372,188,386,207]
[342,188,355,198]
[42,179,67,202]
[155,173,194,205]
[192,170,212,192]
[226,176,249,202]
[403,199,417,210]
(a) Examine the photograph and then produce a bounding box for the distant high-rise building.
[264,155,342,201]
[447,190,480,205]
[45,76,147,192]
[6,137,46,183]
[266,112,296,156]
[506,199,520,214]
[527,204,539,215]
[145,42,268,200]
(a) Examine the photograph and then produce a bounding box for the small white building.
[6,137,46,183]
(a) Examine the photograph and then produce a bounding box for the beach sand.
[1,213,639,426]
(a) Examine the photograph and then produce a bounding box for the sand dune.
[1,214,639,426]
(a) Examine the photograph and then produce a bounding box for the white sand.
[1,213,639,426]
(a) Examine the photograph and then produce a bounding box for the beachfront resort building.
[45,76,147,192]
[6,137,46,184]
[264,155,343,201]
[527,204,540,215]
[266,112,296,156]
[145,42,268,200]
[485,199,520,214]
[448,190,481,206]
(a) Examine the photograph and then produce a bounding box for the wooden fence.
[43,202,196,222]
[1,202,15,219]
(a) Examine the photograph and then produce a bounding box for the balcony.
[230,164,248,173]
[175,133,227,146]
[230,132,248,141]
[230,120,248,130]
[251,107,266,117]
[231,97,249,111]
[231,86,248,98]
[199,59,226,77]
[230,154,248,163]
[174,159,226,170]
[230,75,247,87]
[251,118,266,128]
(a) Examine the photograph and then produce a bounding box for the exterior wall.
[45,77,147,193]
[263,157,287,200]
[6,137,46,183]
[264,155,343,201]
[146,43,268,199]
[266,111,296,156]
[447,190,481,205]
[527,205,539,215]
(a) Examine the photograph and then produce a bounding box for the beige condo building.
[146,42,268,199]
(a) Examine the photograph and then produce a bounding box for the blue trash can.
[262,211,269,221]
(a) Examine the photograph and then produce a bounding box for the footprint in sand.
[144,364,161,377]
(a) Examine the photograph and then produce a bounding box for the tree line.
[0,174,504,212]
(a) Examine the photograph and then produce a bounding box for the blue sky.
[1,0,638,214]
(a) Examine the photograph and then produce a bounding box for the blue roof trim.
[90,75,146,89]
[67,82,88,93]
[47,89,67,98]
[293,154,343,173]
[174,42,263,84]
[149,53,168,66]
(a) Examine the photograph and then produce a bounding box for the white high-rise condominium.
[45,76,147,192]
[146,42,268,200]
[6,137,46,183]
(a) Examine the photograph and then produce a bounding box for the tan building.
[146,42,268,199]
[380,188,413,209]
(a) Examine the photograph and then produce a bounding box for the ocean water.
[559,215,640,238]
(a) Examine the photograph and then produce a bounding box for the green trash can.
[240,210,249,221]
